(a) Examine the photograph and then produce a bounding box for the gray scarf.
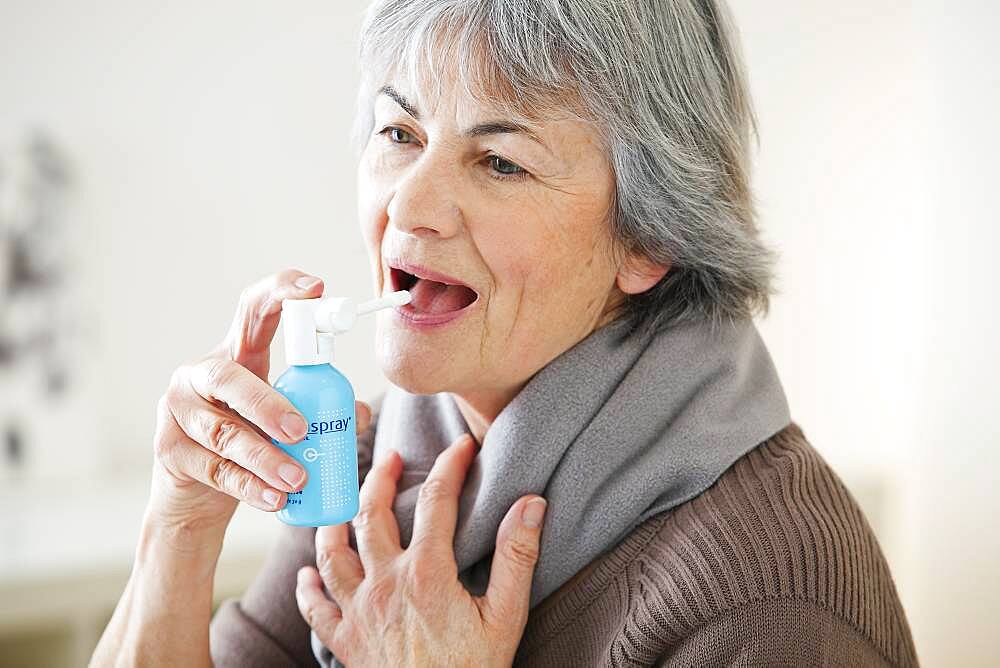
[314,315,791,666]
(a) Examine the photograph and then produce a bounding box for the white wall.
[1,1,997,665]
[908,2,1000,664]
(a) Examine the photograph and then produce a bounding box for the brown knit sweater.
[210,422,918,667]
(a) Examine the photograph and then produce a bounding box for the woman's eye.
[488,154,526,177]
[379,126,414,144]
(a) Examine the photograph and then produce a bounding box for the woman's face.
[358,75,623,397]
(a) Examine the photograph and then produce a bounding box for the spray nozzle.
[314,291,412,334]
[282,290,412,365]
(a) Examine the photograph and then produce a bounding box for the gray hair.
[353,0,778,340]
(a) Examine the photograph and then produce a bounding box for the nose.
[386,150,463,239]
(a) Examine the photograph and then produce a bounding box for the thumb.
[481,495,547,631]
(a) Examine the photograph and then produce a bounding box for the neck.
[449,385,525,446]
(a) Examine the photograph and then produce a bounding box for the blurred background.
[0,1,997,666]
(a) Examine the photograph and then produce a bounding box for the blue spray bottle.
[272,289,411,527]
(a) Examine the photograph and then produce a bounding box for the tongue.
[408,277,477,314]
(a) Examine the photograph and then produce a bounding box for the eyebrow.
[378,85,550,151]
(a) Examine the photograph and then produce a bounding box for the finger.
[295,566,344,649]
[314,524,364,606]
[223,269,325,378]
[410,433,477,558]
[355,400,371,435]
[170,397,307,493]
[352,449,404,570]
[479,495,546,631]
[154,403,288,511]
[186,358,308,445]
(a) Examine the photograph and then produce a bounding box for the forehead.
[371,66,554,133]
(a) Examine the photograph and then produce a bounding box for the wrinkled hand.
[295,433,548,667]
[148,268,373,535]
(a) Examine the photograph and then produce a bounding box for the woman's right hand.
[146,269,368,535]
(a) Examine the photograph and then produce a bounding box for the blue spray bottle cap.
[281,290,411,365]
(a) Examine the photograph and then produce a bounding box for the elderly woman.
[93,1,918,666]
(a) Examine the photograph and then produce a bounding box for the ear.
[615,253,671,295]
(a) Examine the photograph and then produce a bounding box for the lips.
[387,260,479,316]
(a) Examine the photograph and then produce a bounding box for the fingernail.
[522,497,547,528]
[263,489,282,507]
[295,276,322,290]
[281,412,307,440]
[280,463,306,488]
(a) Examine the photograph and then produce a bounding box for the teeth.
[410,271,439,284]
[394,267,444,289]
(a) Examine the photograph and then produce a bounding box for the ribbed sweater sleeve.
[655,598,896,666]
[516,423,918,667]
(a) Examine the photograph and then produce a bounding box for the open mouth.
[389,263,479,316]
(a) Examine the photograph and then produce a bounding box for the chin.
[383,362,448,395]
[375,333,456,395]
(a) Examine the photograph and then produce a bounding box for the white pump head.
[282,290,411,365]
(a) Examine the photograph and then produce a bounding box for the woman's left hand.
[295,433,548,667]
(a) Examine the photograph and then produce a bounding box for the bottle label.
[307,417,352,435]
